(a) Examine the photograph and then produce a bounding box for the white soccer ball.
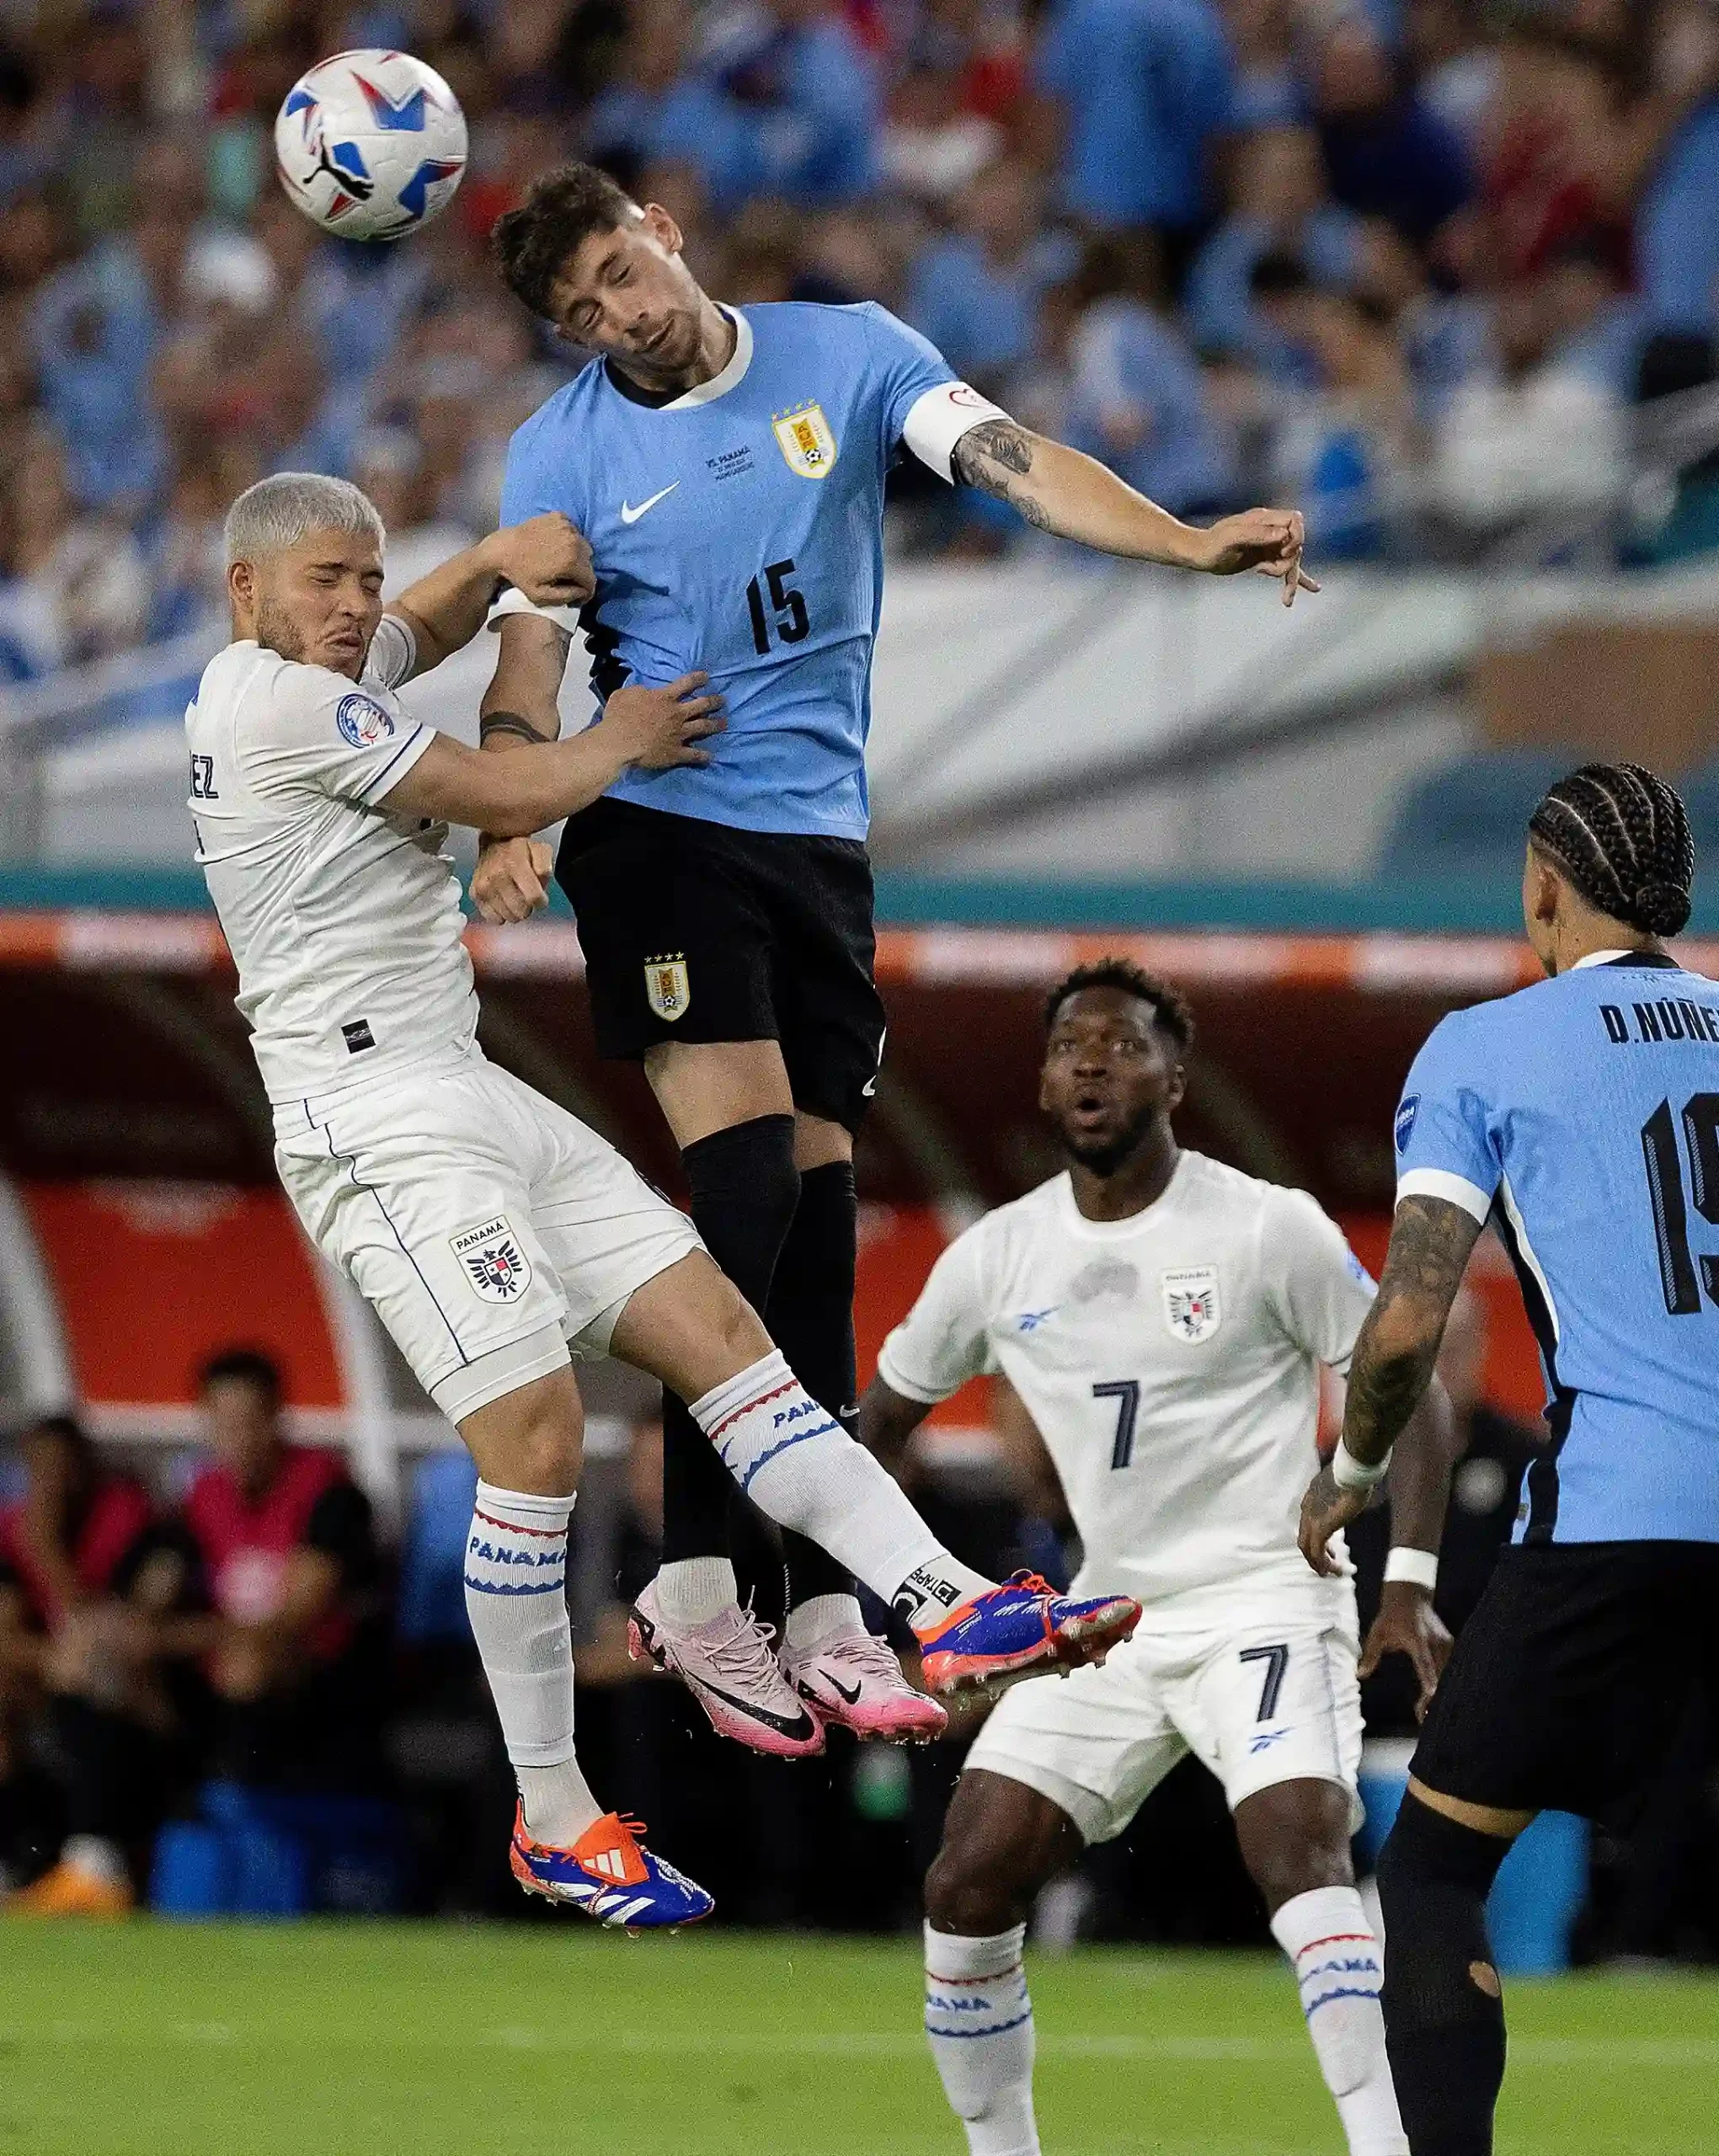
[275,49,467,243]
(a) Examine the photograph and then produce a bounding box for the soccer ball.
[275,49,467,243]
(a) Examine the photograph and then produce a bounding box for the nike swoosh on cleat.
[691,1674,820,1742]
[823,1675,864,1706]
[620,483,678,523]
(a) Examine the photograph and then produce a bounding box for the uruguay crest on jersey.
[1162,1265,1222,1342]
[644,953,691,1022]
[771,401,838,479]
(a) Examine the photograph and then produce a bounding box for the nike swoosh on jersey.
[620,483,679,524]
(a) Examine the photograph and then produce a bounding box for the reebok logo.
[620,483,678,524]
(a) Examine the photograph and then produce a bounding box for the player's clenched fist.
[470,837,556,926]
[605,672,726,770]
[1193,508,1319,606]
[483,513,595,608]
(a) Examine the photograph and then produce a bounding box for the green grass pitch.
[3,1922,1716,2154]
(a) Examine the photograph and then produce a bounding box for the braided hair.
[1526,762,1695,939]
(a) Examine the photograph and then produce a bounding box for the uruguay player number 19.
[1641,1092,1719,1315]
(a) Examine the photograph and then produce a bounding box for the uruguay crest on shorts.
[771,401,838,479]
[451,1215,532,1302]
[644,953,691,1022]
[1162,1265,1221,1342]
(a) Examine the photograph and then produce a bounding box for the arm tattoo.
[479,710,553,748]
[1343,1195,1483,1463]
[951,419,1054,530]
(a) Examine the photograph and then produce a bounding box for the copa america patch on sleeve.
[337,692,397,748]
[451,1216,532,1301]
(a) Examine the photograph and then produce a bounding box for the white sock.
[689,1353,990,1621]
[783,1591,866,1653]
[1271,1885,1407,2156]
[655,1555,739,1627]
[465,1480,601,1846]
[924,1923,1039,2156]
[61,1835,127,1887]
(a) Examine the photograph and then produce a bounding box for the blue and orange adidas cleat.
[509,1805,713,1930]
[916,1572,1142,1697]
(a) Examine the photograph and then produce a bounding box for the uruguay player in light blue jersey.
[471,163,1317,1758]
[1299,761,1715,2156]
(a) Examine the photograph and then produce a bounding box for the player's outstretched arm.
[858,1375,937,1475]
[1300,1195,1483,1575]
[387,515,595,680]
[950,420,1319,606]
[385,675,723,837]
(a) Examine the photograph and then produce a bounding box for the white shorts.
[965,1590,1364,1845]
[274,1043,702,1424]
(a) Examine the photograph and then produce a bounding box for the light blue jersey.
[1395,950,1719,1545]
[497,302,995,840]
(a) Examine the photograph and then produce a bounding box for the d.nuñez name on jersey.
[1393,951,1719,1548]
[492,302,1005,841]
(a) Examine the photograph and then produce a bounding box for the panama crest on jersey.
[1162,1265,1222,1343]
[771,401,838,479]
[644,953,691,1022]
[451,1217,532,1303]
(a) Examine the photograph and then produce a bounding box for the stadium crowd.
[0,0,1714,680]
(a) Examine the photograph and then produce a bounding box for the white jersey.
[877,1151,1376,1617]
[187,621,475,1105]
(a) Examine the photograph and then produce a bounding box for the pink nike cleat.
[628,1580,825,1758]
[779,1626,949,1744]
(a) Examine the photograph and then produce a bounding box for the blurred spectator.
[1188,125,1362,375]
[1433,275,1628,531]
[0,1415,183,1914]
[709,0,884,206]
[180,1349,387,1795]
[1253,259,1418,556]
[586,0,767,217]
[905,158,1073,393]
[1313,19,1473,244]
[0,429,150,680]
[1349,214,1496,421]
[1065,237,1236,515]
[1032,0,1234,258]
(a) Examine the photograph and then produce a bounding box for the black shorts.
[554,796,886,1134]
[1410,1540,1719,1831]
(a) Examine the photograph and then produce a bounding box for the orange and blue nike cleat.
[509,1805,713,1930]
[916,1572,1142,1697]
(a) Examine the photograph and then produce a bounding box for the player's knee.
[466,1374,585,1497]
[1377,1795,1511,2025]
[925,1838,1028,1937]
[1236,1779,1354,1913]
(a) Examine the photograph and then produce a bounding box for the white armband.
[486,584,579,637]
[901,382,1012,484]
[1331,1439,1391,1491]
[1384,1547,1440,1592]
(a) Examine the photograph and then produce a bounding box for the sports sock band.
[689,1351,988,1612]
[464,1481,600,1844]
[1271,1884,1406,2156]
[924,1923,1040,2156]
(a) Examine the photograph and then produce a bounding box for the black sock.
[659,1113,800,1567]
[1378,1793,1513,2156]
[764,1161,861,1612]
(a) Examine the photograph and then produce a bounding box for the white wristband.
[1330,1439,1391,1491]
[1384,1547,1439,1593]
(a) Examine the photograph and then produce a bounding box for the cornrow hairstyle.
[1527,761,1695,939]
[1044,958,1195,1053]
